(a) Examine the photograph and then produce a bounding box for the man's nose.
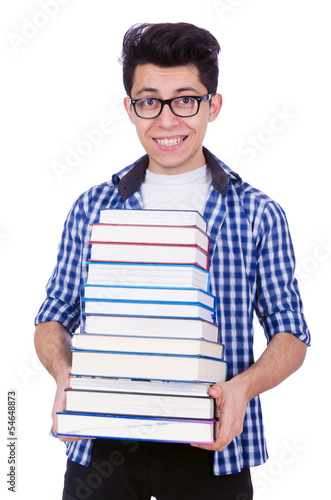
[155,103,181,127]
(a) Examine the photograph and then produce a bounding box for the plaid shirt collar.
[113,147,241,201]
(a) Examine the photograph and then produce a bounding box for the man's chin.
[147,148,205,175]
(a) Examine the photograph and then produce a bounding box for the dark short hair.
[120,23,221,96]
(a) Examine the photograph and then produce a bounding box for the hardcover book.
[72,334,224,359]
[57,412,217,444]
[97,209,207,233]
[68,377,214,396]
[89,242,209,271]
[90,223,209,252]
[83,315,219,342]
[82,299,215,323]
[65,388,216,419]
[83,284,215,309]
[71,349,227,383]
[86,262,210,290]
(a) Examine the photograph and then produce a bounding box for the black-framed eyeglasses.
[130,93,214,119]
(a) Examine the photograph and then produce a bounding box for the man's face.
[124,63,222,174]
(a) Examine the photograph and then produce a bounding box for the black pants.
[62,439,253,500]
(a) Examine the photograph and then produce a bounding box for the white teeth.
[155,137,184,146]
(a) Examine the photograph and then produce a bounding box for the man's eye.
[178,97,194,105]
[144,98,158,107]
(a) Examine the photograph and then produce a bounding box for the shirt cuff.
[49,426,58,438]
[35,297,80,334]
[262,309,311,346]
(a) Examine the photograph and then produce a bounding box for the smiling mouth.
[153,136,188,147]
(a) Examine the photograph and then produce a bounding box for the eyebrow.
[176,87,200,94]
[135,87,158,96]
[135,86,200,96]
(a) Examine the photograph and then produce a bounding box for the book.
[68,377,214,396]
[83,316,219,342]
[86,263,210,291]
[90,223,209,252]
[98,209,207,233]
[56,412,217,444]
[72,334,224,359]
[83,284,215,310]
[71,350,227,383]
[82,299,215,323]
[89,242,209,271]
[65,388,215,419]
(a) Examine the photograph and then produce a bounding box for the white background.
[0,1,330,498]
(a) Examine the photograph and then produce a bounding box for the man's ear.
[124,97,135,124]
[208,93,223,123]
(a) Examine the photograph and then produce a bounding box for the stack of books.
[57,209,226,444]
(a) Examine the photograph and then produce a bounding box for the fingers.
[191,418,233,452]
[192,380,246,452]
[51,375,89,442]
[58,435,90,443]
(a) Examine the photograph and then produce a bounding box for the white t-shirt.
[141,165,212,215]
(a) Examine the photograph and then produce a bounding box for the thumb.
[208,384,222,399]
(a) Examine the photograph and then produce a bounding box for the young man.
[34,23,310,499]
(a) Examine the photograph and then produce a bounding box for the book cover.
[56,412,217,444]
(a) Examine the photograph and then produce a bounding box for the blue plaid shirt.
[35,147,310,475]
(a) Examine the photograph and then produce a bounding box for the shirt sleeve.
[34,197,86,334]
[255,200,311,345]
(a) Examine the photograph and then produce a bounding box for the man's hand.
[35,322,86,442]
[191,333,307,452]
[52,373,85,442]
[191,378,248,452]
